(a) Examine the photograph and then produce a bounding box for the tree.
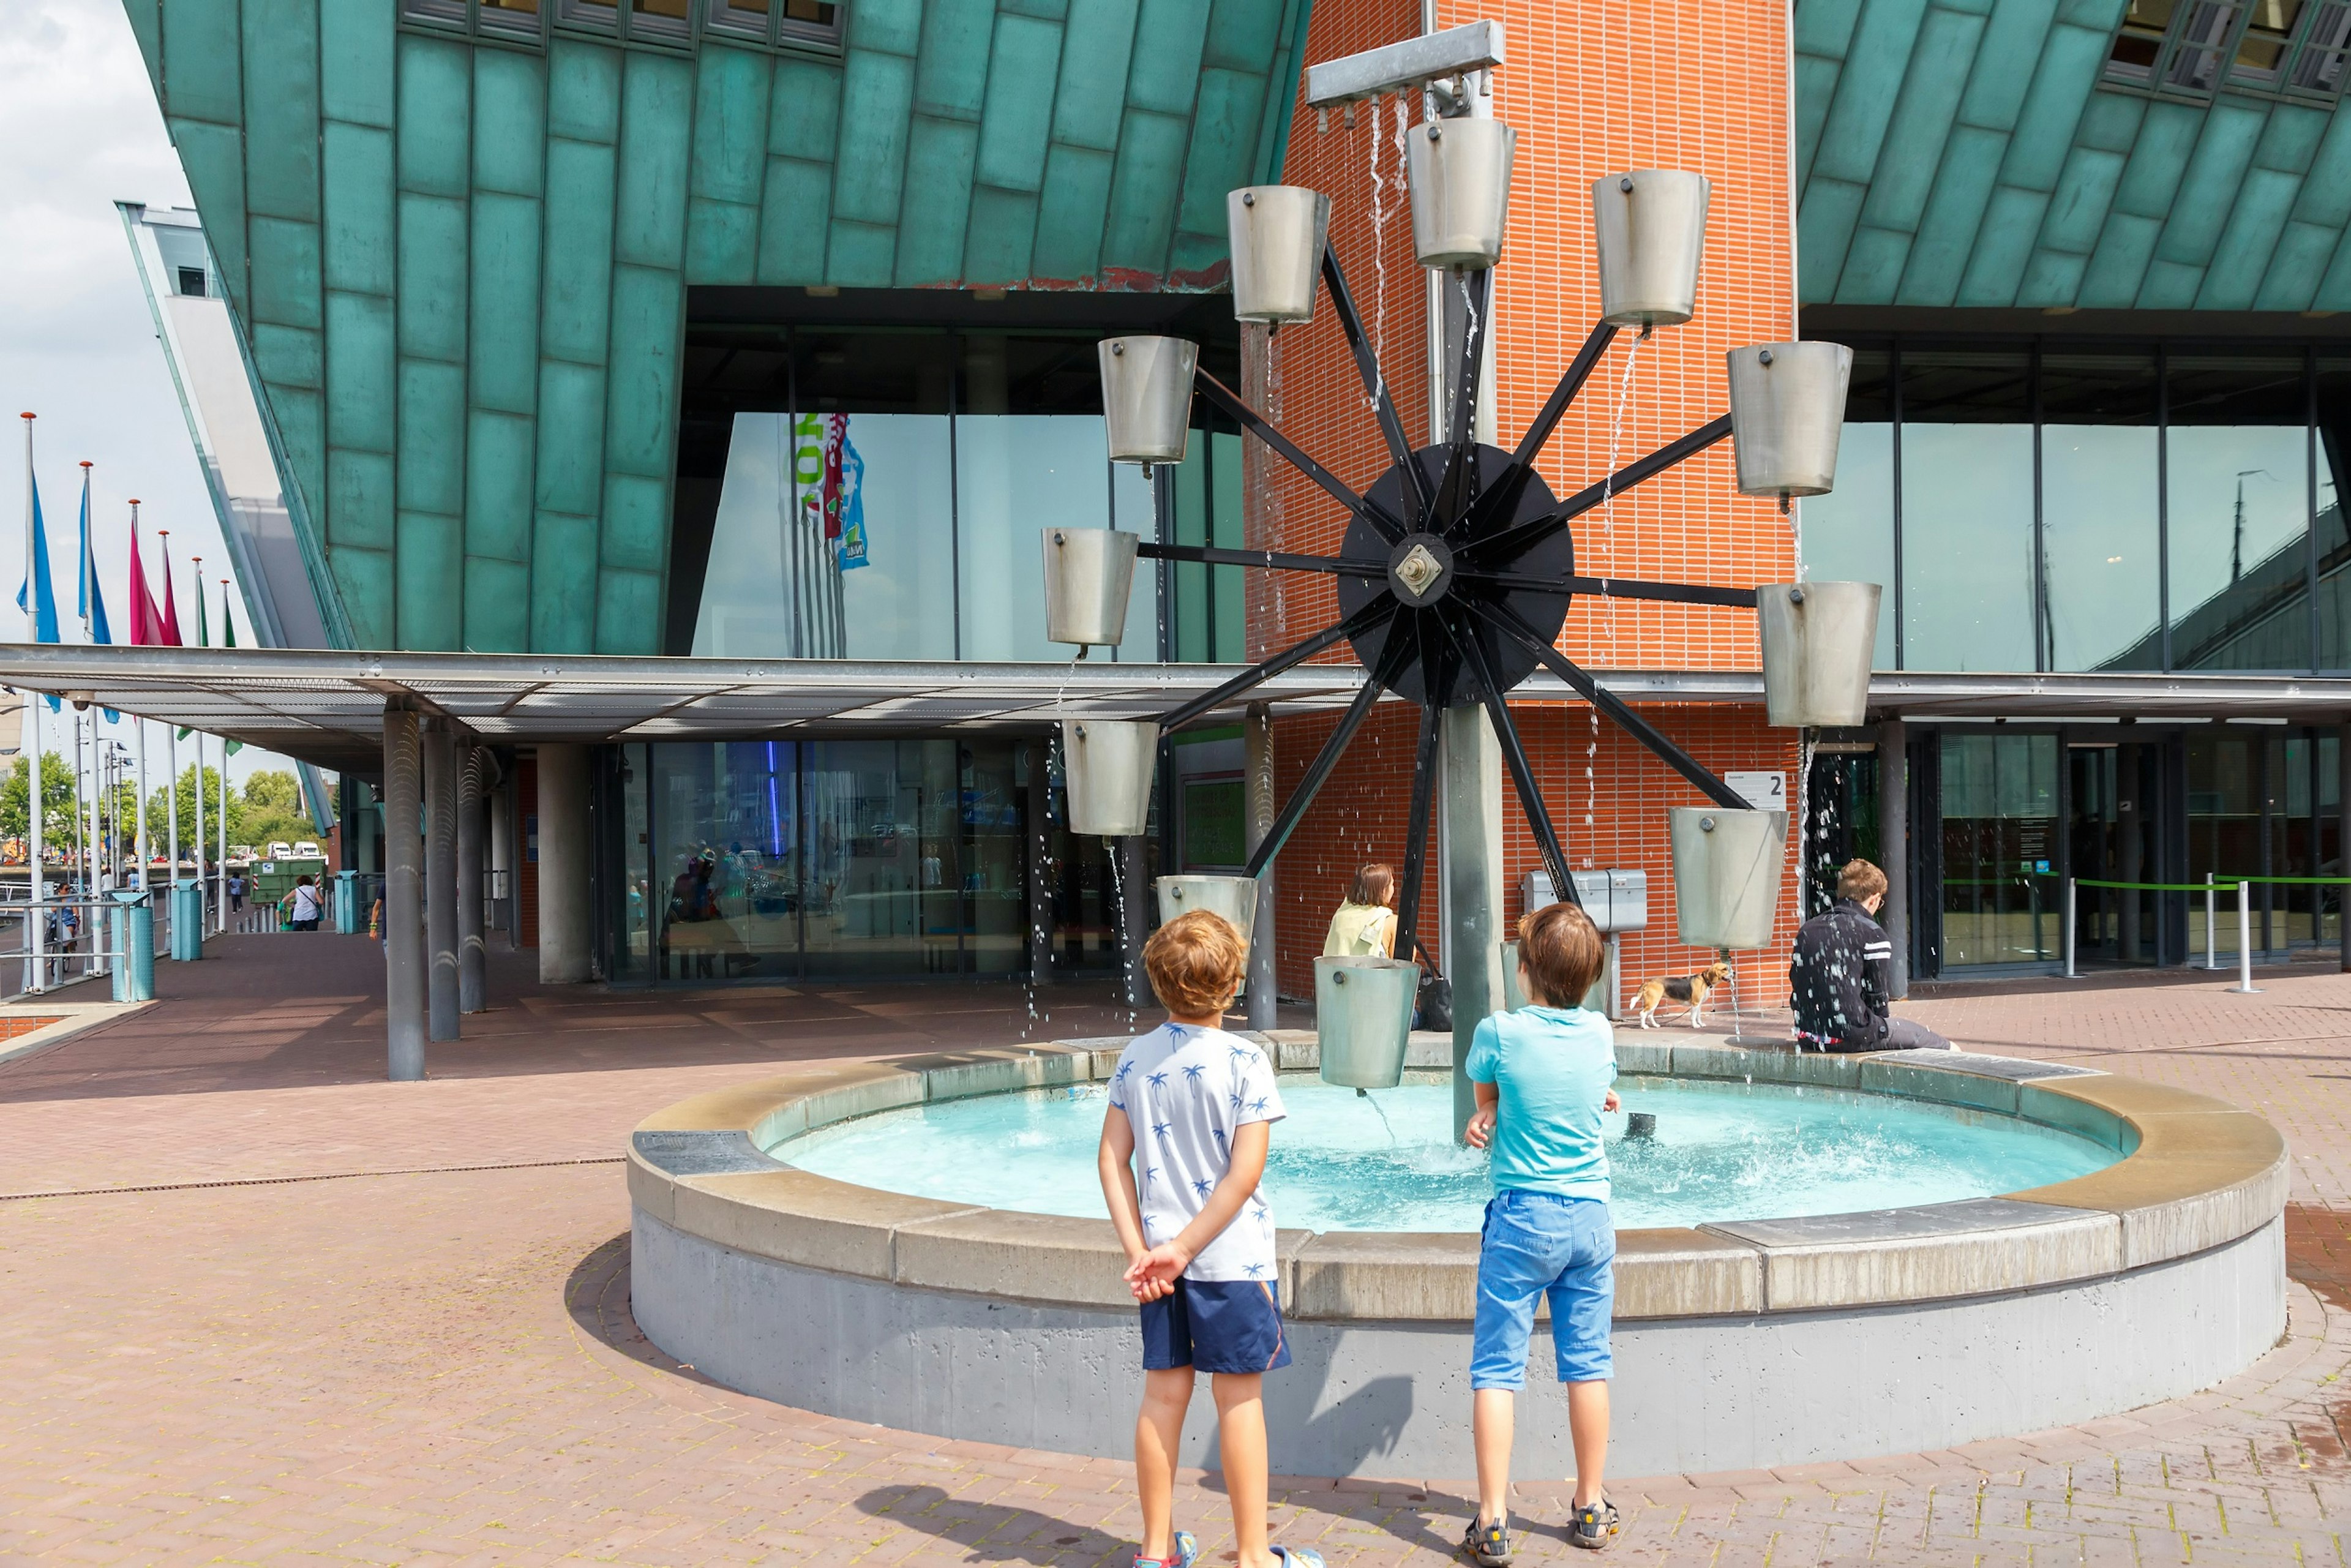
[235,770,318,851]
[0,751,78,853]
[146,765,232,863]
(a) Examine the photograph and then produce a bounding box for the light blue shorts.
[1471,1190,1614,1389]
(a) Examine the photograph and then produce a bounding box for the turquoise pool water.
[777,1074,2118,1231]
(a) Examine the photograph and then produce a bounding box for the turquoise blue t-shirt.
[1464,1005,1618,1201]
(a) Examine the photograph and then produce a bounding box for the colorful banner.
[834,427,868,571]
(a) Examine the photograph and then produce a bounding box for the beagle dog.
[1630,961,1734,1029]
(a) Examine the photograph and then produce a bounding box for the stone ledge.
[1704,1199,2124,1310]
[628,1035,2284,1320]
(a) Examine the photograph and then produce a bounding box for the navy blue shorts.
[1140,1278,1291,1375]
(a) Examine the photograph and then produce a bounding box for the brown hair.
[1836,858,1888,904]
[1517,901,1605,1008]
[1144,908,1248,1018]
[1348,863,1397,907]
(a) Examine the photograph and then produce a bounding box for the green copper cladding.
[125,0,1311,653]
[1798,0,2351,310]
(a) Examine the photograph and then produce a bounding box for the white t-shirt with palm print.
[1106,1022,1286,1283]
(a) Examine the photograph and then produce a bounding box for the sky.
[0,0,309,790]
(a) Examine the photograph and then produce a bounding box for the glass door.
[1938,732,2061,968]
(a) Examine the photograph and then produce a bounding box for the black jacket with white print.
[1789,897,1896,1050]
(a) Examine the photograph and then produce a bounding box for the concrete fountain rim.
[626,1033,2287,1321]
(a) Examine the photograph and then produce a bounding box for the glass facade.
[1814,337,2348,674]
[691,328,1245,666]
[605,738,1147,984]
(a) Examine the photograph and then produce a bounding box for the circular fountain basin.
[628,1033,2287,1479]
[784,1075,2119,1232]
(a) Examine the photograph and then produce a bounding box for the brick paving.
[2,943,2350,1562]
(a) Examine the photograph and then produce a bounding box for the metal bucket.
[1668,806,1788,950]
[1405,118,1517,269]
[1228,186,1329,324]
[1757,580,1882,727]
[1043,528,1140,647]
[1592,170,1710,326]
[1154,874,1258,941]
[1315,956,1418,1089]
[1061,718,1158,837]
[1726,342,1854,499]
[1098,337,1198,464]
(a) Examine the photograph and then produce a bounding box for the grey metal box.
[1522,869,1649,934]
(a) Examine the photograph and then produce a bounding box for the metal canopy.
[0,645,2342,776]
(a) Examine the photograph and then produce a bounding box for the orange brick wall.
[1259,0,1806,1007]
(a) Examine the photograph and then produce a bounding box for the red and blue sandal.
[1133,1529,1198,1568]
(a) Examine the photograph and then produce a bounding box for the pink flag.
[156,530,182,646]
[127,506,163,646]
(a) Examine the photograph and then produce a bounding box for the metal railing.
[0,892,149,1000]
[2065,877,2260,994]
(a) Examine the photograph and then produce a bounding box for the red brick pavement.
[2,944,2350,1563]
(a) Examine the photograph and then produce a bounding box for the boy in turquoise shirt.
[1462,901,1621,1560]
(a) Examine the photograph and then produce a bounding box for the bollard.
[336,870,360,934]
[2232,882,2260,994]
[2205,874,2217,970]
[2063,879,2076,979]
[108,905,128,1002]
[113,894,155,1001]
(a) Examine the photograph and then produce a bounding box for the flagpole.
[216,730,227,934]
[190,553,204,937]
[159,528,178,939]
[21,412,43,993]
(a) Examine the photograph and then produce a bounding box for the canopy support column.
[457,743,486,1013]
[383,707,426,1081]
[424,720,460,1041]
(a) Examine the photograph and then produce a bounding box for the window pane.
[629,0,689,37]
[2320,357,2351,667]
[2287,1,2351,90]
[554,0,617,29]
[400,0,468,25]
[1901,352,2034,671]
[1801,348,1894,668]
[478,0,542,36]
[2042,353,2161,672]
[956,414,1116,662]
[2167,354,2311,670]
[650,742,798,983]
[2108,0,2178,77]
[693,411,956,659]
[1111,459,1155,661]
[2232,0,2307,78]
[2163,0,2245,86]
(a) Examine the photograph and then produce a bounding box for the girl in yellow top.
[1322,863,1398,957]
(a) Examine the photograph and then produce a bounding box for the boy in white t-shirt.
[1098,909,1322,1568]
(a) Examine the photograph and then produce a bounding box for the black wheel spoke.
[1485,602,1751,812]
[1512,321,1620,469]
[1321,247,1432,519]
[1195,371,1409,543]
[1453,571,1759,609]
[1439,320,1621,546]
[1464,415,1734,567]
[1443,607,1575,904]
[1158,598,1398,732]
[1392,700,1441,965]
[1137,542,1389,577]
[1243,675,1385,879]
[1428,268,1493,532]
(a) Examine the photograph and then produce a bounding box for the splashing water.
[1367,94,1390,411]
[781,1075,2118,1233]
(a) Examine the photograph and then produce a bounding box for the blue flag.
[16,478,59,713]
[77,471,117,721]
[17,476,57,645]
[77,471,108,645]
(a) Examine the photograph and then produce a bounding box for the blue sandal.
[1134,1529,1198,1568]
[1272,1548,1327,1567]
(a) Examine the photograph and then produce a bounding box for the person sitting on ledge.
[1790,858,1954,1053]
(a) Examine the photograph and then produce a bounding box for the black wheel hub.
[1337,444,1574,708]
